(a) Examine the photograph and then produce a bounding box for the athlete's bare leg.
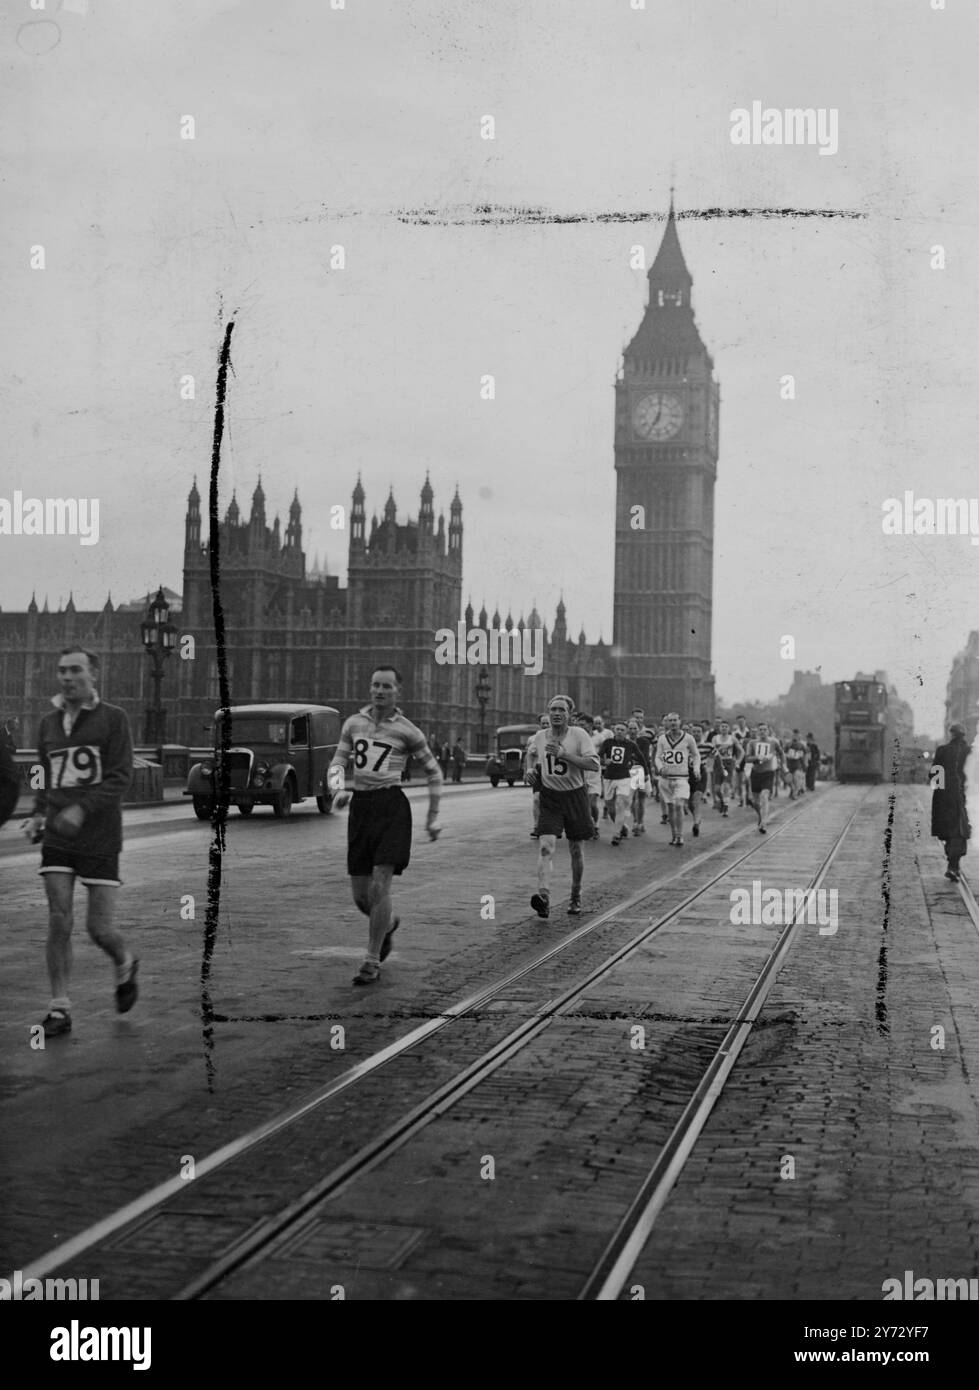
[44,873,75,1001]
[538,834,557,894]
[85,884,127,966]
[569,839,584,896]
[351,867,395,959]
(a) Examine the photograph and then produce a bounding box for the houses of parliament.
[0,208,721,749]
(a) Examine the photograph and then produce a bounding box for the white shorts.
[586,770,602,795]
[606,780,633,810]
[658,775,689,807]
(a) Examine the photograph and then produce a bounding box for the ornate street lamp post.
[140,586,177,747]
[475,666,491,755]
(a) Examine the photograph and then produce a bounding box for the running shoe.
[352,961,381,986]
[530,830,540,839]
[692,824,700,837]
[379,916,400,962]
[673,838,684,847]
[41,1009,71,1037]
[945,869,960,882]
[530,891,550,919]
[632,826,642,837]
[568,895,582,916]
[115,958,139,1014]
[758,826,767,835]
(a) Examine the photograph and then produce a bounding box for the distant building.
[175,475,617,748]
[946,632,979,742]
[1,204,721,747]
[613,199,718,718]
[0,591,166,743]
[780,670,823,699]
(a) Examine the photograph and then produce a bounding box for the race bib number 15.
[48,745,103,789]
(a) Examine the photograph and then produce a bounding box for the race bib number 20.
[48,745,103,789]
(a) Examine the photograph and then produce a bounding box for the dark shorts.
[716,759,735,782]
[40,845,122,886]
[538,785,593,842]
[348,786,412,876]
[689,770,709,796]
[750,769,775,795]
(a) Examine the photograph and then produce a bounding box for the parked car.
[485,723,538,787]
[185,703,341,819]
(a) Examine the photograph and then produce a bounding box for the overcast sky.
[3,0,977,738]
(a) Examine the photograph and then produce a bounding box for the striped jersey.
[331,706,441,790]
[711,733,742,767]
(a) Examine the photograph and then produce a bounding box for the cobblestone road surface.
[2,781,977,1301]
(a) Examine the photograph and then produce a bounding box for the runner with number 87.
[328,666,442,985]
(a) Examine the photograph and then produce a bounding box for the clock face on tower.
[632,391,684,441]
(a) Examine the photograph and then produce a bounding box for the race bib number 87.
[48,745,103,789]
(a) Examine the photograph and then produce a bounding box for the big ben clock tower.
[612,199,718,718]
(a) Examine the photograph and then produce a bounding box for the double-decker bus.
[834,679,889,782]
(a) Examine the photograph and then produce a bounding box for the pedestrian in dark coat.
[805,733,820,792]
[0,716,20,829]
[931,724,971,881]
[439,741,452,778]
[451,740,466,783]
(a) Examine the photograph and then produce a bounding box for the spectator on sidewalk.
[451,739,466,783]
[0,714,20,829]
[805,732,820,791]
[439,739,452,779]
[931,723,972,883]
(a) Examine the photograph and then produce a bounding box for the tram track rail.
[955,871,979,938]
[6,787,859,1298]
[578,797,863,1299]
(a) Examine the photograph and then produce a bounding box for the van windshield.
[217,716,288,747]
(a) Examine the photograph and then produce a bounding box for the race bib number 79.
[48,745,103,789]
